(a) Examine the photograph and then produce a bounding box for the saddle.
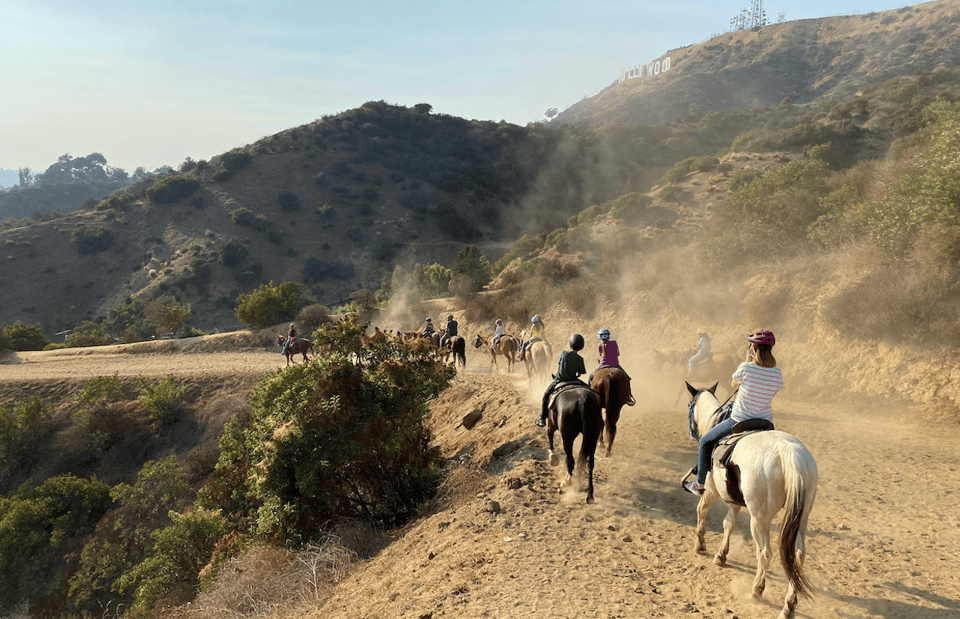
[712,419,775,468]
[547,380,590,409]
[681,419,774,504]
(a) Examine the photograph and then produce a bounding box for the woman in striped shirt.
[685,329,783,495]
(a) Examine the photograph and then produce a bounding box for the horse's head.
[277,335,284,347]
[685,381,720,440]
[474,334,484,348]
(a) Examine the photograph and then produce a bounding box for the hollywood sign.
[619,56,672,83]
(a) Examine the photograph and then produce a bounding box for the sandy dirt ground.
[3,338,958,619]
[313,355,960,619]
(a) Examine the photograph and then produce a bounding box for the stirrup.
[679,466,697,488]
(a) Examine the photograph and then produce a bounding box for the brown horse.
[653,348,739,401]
[278,335,315,366]
[589,366,632,458]
[546,385,604,503]
[444,335,466,368]
[474,333,519,373]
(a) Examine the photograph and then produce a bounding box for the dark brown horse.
[278,335,314,366]
[589,366,632,458]
[546,385,604,503]
[474,333,519,373]
[444,335,466,368]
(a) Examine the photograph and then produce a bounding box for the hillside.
[555,0,960,127]
[3,3,960,339]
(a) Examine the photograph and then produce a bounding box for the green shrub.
[219,239,248,268]
[71,227,114,254]
[138,376,186,424]
[493,233,545,273]
[295,304,332,336]
[76,374,126,416]
[66,320,108,347]
[576,204,604,226]
[660,184,684,202]
[0,396,52,462]
[220,148,252,172]
[70,456,192,611]
[451,245,492,293]
[145,295,192,336]
[230,207,255,226]
[235,281,314,328]
[608,192,653,223]
[115,509,229,616]
[411,263,453,299]
[543,227,568,252]
[278,191,300,212]
[2,322,48,351]
[729,168,761,191]
[205,315,455,541]
[0,475,112,611]
[145,175,200,204]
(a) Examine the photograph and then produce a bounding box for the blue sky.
[0,0,924,175]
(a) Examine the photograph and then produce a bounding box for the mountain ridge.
[555,0,960,126]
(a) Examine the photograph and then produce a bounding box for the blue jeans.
[696,417,737,485]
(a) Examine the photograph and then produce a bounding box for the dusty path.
[3,342,958,618]
[318,356,960,619]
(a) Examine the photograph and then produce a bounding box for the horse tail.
[778,441,818,600]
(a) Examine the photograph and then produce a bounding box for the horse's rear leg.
[714,503,741,566]
[750,512,774,599]
[558,433,576,492]
[603,410,619,458]
[584,452,596,503]
[547,427,559,467]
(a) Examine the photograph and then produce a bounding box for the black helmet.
[447,314,454,321]
[569,334,585,351]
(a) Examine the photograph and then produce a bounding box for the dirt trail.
[3,341,958,618]
[316,355,960,619]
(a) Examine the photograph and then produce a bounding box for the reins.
[688,388,738,440]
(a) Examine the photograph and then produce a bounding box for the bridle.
[687,388,738,440]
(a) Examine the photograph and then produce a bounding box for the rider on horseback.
[440,314,458,348]
[281,323,297,355]
[421,317,435,337]
[519,314,545,361]
[589,328,636,406]
[491,318,505,350]
[687,327,712,377]
[535,333,587,427]
[684,329,782,496]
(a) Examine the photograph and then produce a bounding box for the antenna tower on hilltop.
[730,0,768,31]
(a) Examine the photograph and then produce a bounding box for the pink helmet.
[748,329,776,347]
[495,319,502,325]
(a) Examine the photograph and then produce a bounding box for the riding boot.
[536,389,550,427]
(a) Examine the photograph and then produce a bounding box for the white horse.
[685,381,818,619]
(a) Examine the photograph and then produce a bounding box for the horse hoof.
[713,555,726,566]
[549,454,559,467]
[586,495,595,504]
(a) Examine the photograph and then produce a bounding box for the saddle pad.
[712,420,775,468]
[547,380,590,409]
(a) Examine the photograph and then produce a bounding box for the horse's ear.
[707,382,718,395]
[685,381,698,397]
